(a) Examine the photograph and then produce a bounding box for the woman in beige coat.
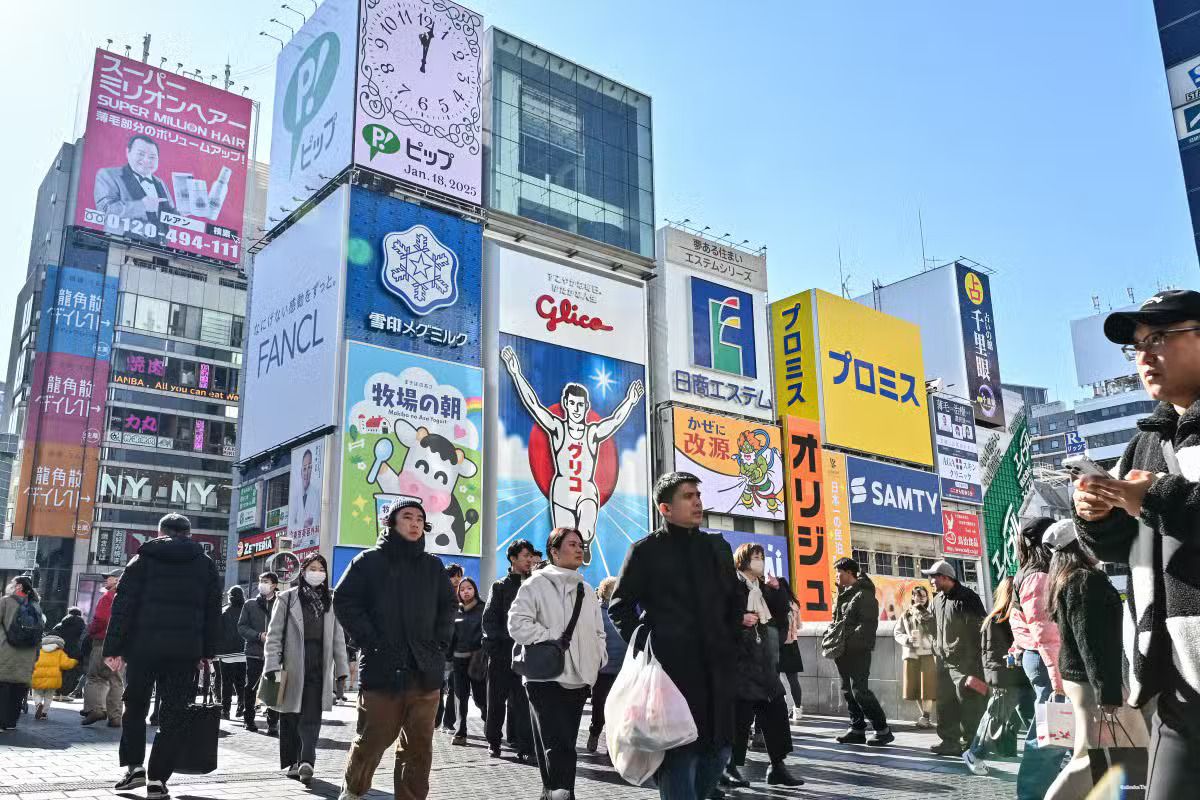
[0,577,44,731]
[264,554,349,786]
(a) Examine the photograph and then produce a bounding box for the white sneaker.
[962,749,989,776]
[915,715,934,729]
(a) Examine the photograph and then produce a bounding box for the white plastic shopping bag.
[1035,697,1076,748]
[604,627,698,785]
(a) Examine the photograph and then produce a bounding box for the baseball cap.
[1042,519,1079,551]
[101,569,123,579]
[1103,290,1200,345]
[920,560,957,580]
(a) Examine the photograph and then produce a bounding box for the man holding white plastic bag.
[609,472,745,800]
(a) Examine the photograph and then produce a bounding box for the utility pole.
[142,34,151,63]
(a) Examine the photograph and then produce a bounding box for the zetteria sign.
[846,456,943,535]
[236,528,276,560]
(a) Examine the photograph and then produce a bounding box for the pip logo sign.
[690,277,757,378]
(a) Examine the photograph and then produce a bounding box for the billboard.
[931,395,983,505]
[355,0,484,204]
[339,343,484,557]
[814,290,932,466]
[823,450,850,592]
[670,407,783,520]
[1070,307,1139,386]
[267,0,357,224]
[494,245,649,586]
[956,265,1005,428]
[690,277,758,378]
[241,185,347,459]
[345,189,482,363]
[657,227,767,291]
[942,510,982,558]
[982,414,1032,587]
[75,50,251,265]
[705,528,789,581]
[289,439,326,552]
[237,482,260,531]
[783,416,833,622]
[845,456,943,535]
[770,291,819,423]
[873,575,933,622]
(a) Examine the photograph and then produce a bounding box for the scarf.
[738,571,772,624]
[299,582,328,616]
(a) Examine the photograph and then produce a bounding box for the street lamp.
[259,31,285,50]
[281,4,307,23]
[269,18,295,37]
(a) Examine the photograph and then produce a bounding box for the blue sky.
[3,1,1195,401]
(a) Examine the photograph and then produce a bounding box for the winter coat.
[333,532,455,693]
[894,603,936,660]
[0,595,43,684]
[239,594,276,660]
[263,587,349,715]
[832,575,880,655]
[609,524,742,748]
[87,589,115,641]
[103,536,222,664]
[931,581,986,678]
[981,615,1027,689]
[482,571,524,652]
[1009,569,1064,692]
[1053,569,1124,707]
[599,601,627,676]
[31,636,77,690]
[51,614,87,659]
[217,602,245,657]
[449,602,484,656]
[1075,399,1200,710]
[733,572,789,702]
[509,565,607,688]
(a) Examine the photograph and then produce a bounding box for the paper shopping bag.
[1035,698,1075,749]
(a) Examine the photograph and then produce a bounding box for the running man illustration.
[501,345,645,566]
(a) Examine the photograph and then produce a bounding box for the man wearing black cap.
[334,499,456,800]
[1073,289,1200,799]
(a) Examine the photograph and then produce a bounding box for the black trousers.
[934,661,985,746]
[0,681,25,728]
[732,694,792,766]
[1148,692,1200,800]
[120,659,196,781]
[215,661,246,715]
[244,657,278,730]
[436,665,457,730]
[485,647,531,752]
[835,649,889,732]
[589,672,616,737]
[279,672,324,768]
[526,681,588,793]
[452,656,486,737]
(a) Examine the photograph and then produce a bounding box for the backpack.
[5,597,43,648]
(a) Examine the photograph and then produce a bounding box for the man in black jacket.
[830,557,894,746]
[609,472,744,800]
[104,513,221,800]
[1073,290,1200,799]
[237,571,279,733]
[481,538,536,760]
[51,607,87,697]
[334,499,455,800]
[923,559,986,756]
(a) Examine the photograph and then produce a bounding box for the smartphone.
[1063,454,1108,479]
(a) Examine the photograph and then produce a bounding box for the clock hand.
[418,22,434,73]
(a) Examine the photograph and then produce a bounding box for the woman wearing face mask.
[448,577,487,746]
[262,554,349,786]
[724,544,803,789]
[894,584,937,729]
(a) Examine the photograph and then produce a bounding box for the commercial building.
[1028,400,1076,470]
[1152,0,1200,262]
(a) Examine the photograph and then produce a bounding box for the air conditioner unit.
[276,535,294,552]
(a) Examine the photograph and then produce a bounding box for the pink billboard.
[75,50,252,266]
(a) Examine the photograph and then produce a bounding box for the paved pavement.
[0,695,1020,799]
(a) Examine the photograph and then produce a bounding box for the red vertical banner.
[783,415,832,622]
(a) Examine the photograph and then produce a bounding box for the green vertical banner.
[982,414,1032,588]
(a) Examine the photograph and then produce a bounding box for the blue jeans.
[657,742,731,800]
[1016,650,1068,800]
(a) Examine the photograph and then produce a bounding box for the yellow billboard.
[813,290,932,466]
[770,291,819,422]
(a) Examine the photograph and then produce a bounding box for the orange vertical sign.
[824,451,850,593]
[783,415,832,621]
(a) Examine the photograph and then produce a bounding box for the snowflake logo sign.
[380,224,460,316]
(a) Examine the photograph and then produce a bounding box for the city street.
[0,696,1017,799]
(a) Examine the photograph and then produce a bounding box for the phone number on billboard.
[83,209,240,260]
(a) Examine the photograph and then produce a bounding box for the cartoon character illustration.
[732,429,784,514]
[365,417,479,553]
[501,345,644,566]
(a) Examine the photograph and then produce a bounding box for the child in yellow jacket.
[31,634,77,720]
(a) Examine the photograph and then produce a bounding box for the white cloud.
[495,416,534,482]
[614,434,649,499]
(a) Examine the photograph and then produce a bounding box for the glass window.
[265,473,290,511]
[732,516,753,533]
[134,296,169,334]
[874,552,894,576]
[169,303,202,340]
[852,549,869,569]
[898,555,915,578]
[919,557,936,573]
[200,310,233,346]
[1049,421,1058,431]
[117,293,137,328]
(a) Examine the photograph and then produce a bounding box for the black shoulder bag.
[512,585,585,680]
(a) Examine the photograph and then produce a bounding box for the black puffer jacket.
[333,532,454,692]
[103,536,221,663]
[52,614,88,660]
[1054,569,1123,707]
[217,602,245,657]
[450,602,484,655]
[832,575,879,655]
[932,581,986,678]
[981,614,1027,689]
[481,571,524,653]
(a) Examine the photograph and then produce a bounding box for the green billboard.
[982,413,1032,588]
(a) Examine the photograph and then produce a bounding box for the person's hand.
[260,632,267,642]
[1100,704,1121,716]
[764,575,779,590]
[104,656,124,673]
[198,658,211,672]
[741,612,759,628]
[1079,471,1156,517]
[266,671,278,681]
[141,195,166,214]
[1073,479,1114,521]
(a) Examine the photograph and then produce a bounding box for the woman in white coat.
[264,554,349,786]
[509,528,607,800]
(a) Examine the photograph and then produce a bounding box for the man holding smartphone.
[1072,289,1200,800]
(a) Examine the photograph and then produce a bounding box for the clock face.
[359,0,482,141]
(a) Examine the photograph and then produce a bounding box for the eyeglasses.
[1120,326,1200,356]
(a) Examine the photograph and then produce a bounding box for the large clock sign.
[355,0,483,205]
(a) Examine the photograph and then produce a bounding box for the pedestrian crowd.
[2,291,1200,800]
